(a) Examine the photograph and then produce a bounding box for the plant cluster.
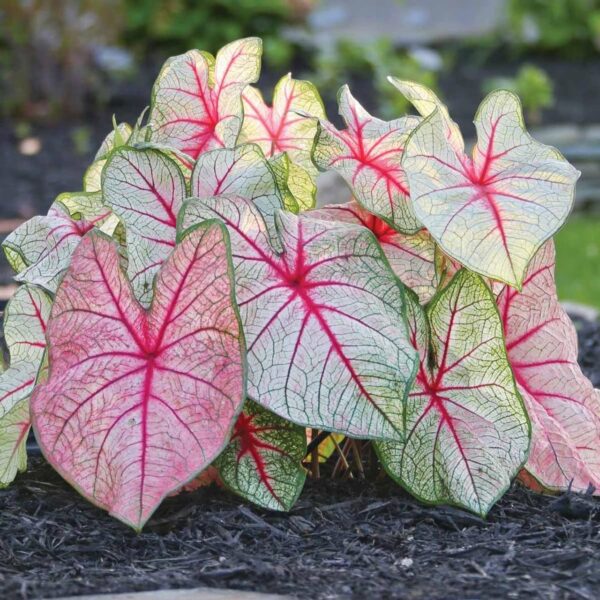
[1,38,599,531]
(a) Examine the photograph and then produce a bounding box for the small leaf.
[0,285,51,487]
[31,223,246,530]
[216,400,306,511]
[240,73,324,162]
[3,195,115,293]
[308,201,437,303]
[497,241,600,493]
[376,271,530,516]
[179,196,417,440]
[402,90,580,288]
[313,85,420,233]
[269,153,316,213]
[149,38,262,159]
[102,146,187,307]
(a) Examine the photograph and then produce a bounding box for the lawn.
[555,214,600,310]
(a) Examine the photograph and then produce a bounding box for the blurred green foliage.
[483,65,554,124]
[311,38,438,120]
[124,0,297,68]
[507,0,600,55]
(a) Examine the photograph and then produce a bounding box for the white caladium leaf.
[0,285,51,486]
[376,271,530,516]
[269,153,316,213]
[83,122,133,192]
[31,223,245,530]
[497,241,600,493]
[215,399,307,511]
[239,74,325,170]
[313,85,421,233]
[179,196,417,440]
[102,146,187,307]
[149,38,262,159]
[403,90,580,288]
[191,144,282,231]
[2,194,115,293]
[308,201,437,304]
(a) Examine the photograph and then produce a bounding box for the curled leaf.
[308,201,437,304]
[180,196,417,440]
[31,224,245,530]
[0,285,51,486]
[497,241,600,493]
[102,146,187,307]
[216,400,306,511]
[149,38,262,159]
[313,86,420,232]
[376,271,530,516]
[403,90,580,288]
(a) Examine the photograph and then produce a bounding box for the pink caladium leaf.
[215,400,307,511]
[376,271,530,516]
[31,223,245,530]
[149,38,262,159]
[102,146,187,307]
[313,85,421,233]
[402,90,580,288]
[308,201,437,304]
[180,196,417,440]
[497,241,600,493]
[2,193,117,293]
[0,285,51,486]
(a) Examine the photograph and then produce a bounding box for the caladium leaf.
[83,122,133,192]
[191,145,282,235]
[376,270,530,516]
[269,153,316,213]
[216,399,306,511]
[149,37,262,159]
[3,194,116,293]
[102,146,187,307]
[497,241,600,493]
[239,74,325,169]
[31,223,245,530]
[0,285,51,487]
[313,86,421,233]
[179,196,417,440]
[402,90,580,288]
[309,201,437,304]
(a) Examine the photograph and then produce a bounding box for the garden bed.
[1,318,599,600]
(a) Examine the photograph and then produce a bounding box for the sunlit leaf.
[308,201,437,303]
[216,399,306,511]
[180,196,417,440]
[0,285,51,486]
[402,90,580,288]
[31,224,245,530]
[313,85,420,232]
[269,153,316,213]
[149,38,262,159]
[497,241,600,493]
[376,271,530,516]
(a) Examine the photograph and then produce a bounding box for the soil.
[0,321,599,600]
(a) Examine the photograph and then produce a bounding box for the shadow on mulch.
[0,458,599,600]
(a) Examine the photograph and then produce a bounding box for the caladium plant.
[1,38,598,530]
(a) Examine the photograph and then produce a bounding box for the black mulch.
[0,322,599,600]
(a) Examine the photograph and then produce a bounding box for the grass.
[554,214,600,310]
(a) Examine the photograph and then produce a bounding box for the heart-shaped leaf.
[497,241,600,493]
[102,146,187,307]
[309,201,437,304]
[3,194,116,293]
[180,196,417,440]
[215,399,306,511]
[31,223,245,530]
[313,85,420,232]
[0,285,51,486]
[376,270,530,516]
[402,90,580,288]
[149,37,262,159]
